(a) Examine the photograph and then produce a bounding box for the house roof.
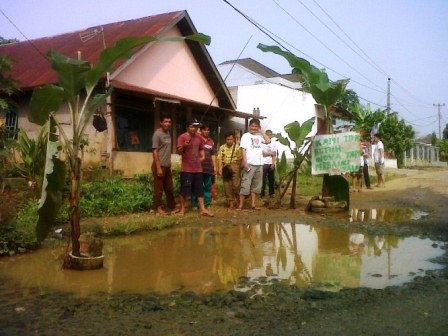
[220,58,303,87]
[220,58,281,78]
[0,11,236,110]
[329,105,355,121]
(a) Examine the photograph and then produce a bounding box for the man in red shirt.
[177,119,214,217]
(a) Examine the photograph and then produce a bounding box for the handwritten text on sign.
[311,132,360,175]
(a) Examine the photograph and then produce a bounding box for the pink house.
[0,11,258,176]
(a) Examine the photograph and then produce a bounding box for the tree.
[257,44,349,199]
[443,123,448,140]
[0,56,19,111]
[436,139,448,161]
[258,44,348,134]
[0,37,20,111]
[336,89,359,112]
[378,112,415,167]
[29,34,210,262]
[13,127,48,197]
[0,55,19,151]
[274,118,314,208]
[0,37,19,45]
[352,104,386,141]
[431,132,438,146]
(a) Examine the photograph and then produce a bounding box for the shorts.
[239,165,263,196]
[180,172,204,197]
[374,162,384,175]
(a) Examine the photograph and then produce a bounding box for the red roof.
[0,11,185,90]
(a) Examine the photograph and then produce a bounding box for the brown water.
[350,208,428,222]
[0,218,444,297]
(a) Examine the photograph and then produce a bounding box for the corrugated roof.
[220,58,280,78]
[0,11,185,90]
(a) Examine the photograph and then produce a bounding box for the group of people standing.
[218,118,276,211]
[152,113,386,214]
[151,115,276,216]
[351,131,386,192]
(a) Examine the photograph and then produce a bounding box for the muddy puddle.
[350,208,428,222]
[0,216,444,297]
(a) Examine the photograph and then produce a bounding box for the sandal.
[200,211,215,217]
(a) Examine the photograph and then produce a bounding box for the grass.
[294,170,407,197]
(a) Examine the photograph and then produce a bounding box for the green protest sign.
[311,132,361,175]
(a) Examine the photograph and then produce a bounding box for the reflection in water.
[350,208,428,222]
[0,223,444,297]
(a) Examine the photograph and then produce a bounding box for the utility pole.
[386,78,391,114]
[433,103,445,139]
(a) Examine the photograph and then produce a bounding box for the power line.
[221,0,385,95]
[310,0,435,116]
[311,0,389,78]
[0,7,49,62]
[296,0,389,80]
[271,0,385,92]
[390,79,433,106]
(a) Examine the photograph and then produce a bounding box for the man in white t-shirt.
[237,118,272,210]
[373,133,385,187]
[261,130,277,198]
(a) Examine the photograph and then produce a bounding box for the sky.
[1,0,447,138]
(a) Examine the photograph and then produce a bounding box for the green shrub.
[13,199,39,244]
[79,176,153,217]
[0,198,39,252]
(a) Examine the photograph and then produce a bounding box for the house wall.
[17,98,107,166]
[228,83,317,157]
[113,26,218,106]
[218,62,317,158]
[219,63,301,89]
[112,152,182,177]
[13,27,234,177]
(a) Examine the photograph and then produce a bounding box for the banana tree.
[13,126,48,197]
[274,118,314,208]
[258,44,349,197]
[257,44,348,134]
[29,34,210,258]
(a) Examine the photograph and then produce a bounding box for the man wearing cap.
[177,119,214,217]
[193,124,216,209]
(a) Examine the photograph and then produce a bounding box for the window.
[114,97,154,153]
[3,108,18,140]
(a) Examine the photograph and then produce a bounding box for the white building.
[217,58,319,158]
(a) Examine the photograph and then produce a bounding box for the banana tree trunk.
[322,174,331,197]
[69,157,82,256]
[289,169,298,209]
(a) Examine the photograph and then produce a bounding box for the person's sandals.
[200,211,214,217]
